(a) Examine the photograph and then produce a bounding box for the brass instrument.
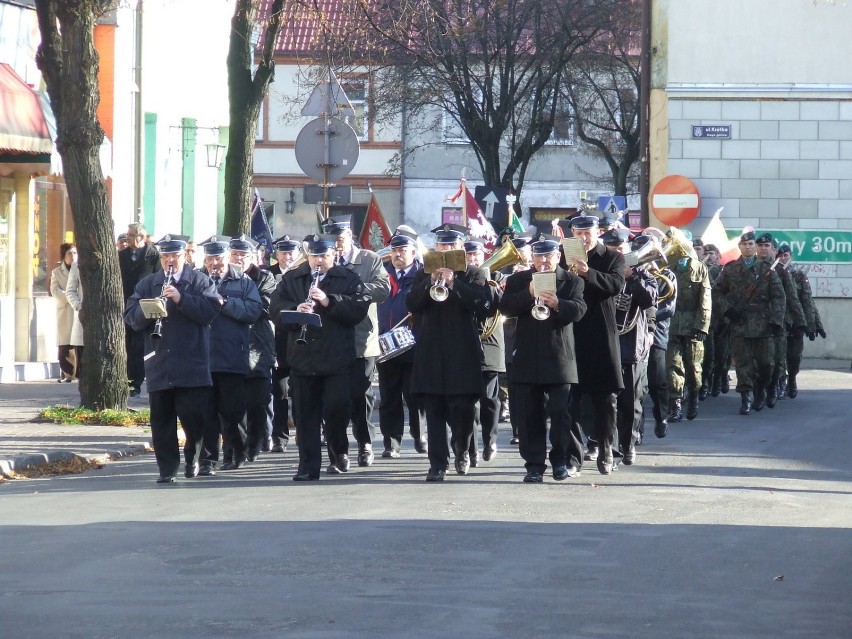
[531,266,552,321]
[150,266,175,341]
[296,267,322,345]
[479,238,524,339]
[423,249,466,302]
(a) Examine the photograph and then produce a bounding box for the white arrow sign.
[482,190,500,218]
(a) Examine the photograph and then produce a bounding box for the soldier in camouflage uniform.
[666,246,712,422]
[699,244,725,398]
[777,244,827,398]
[755,234,806,407]
[713,231,785,415]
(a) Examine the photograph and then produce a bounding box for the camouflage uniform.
[713,257,785,413]
[785,266,817,397]
[666,258,712,420]
[766,258,806,403]
[701,262,726,396]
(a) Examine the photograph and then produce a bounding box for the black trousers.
[245,375,272,452]
[471,371,500,453]
[618,361,647,452]
[512,382,584,473]
[126,327,147,391]
[646,345,668,423]
[271,366,291,444]
[377,356,426,452]
[572,387,618,465]
[421,393,478,472]
[149,386,211,477]
[349,357,376,448]
[292,373,350,477]
[209,372,248,459]
[786,333,805,379]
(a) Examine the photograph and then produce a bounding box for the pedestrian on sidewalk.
[50,243,79,382]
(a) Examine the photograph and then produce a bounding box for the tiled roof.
[258,0,363,56]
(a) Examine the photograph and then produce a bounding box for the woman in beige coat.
[65,259,85,377]
[50,243,78,381]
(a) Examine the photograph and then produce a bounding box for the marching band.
[124,211,827,484]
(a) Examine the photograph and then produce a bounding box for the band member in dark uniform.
[270,235,370,481]
[407,224,491,481]
[269,235,301,452]
[566,213,626,475]
[377,228,428,458]
[200,236,263,471]
[464,237,504,465]
[499,235,586,482]
[123,234,221,482]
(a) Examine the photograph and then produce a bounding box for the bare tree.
[222,0,286,236]
[565,2,642,197]
[35,0,128,410]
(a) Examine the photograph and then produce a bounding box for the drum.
[377,325,416,363]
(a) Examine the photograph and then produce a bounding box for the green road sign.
[727,229,852,263]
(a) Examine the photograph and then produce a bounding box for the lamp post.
[205,143,226,169]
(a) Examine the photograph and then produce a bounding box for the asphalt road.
[1,364,851,638]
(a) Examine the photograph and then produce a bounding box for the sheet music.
[561,237,586,261]
[532,271,557,296]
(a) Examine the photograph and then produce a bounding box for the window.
[546,98,575,146]
[442,108,469,144]
[340,77,369,142]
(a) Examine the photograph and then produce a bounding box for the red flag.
[452,179,497,252]
[551,218,565,239]
[359,193,392,251]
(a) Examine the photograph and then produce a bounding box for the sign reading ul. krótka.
[728,230,852,263]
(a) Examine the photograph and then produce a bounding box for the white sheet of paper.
[561,237,586,261]
[532,271,557,296]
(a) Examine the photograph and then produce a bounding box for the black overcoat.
[407,265,490,395]
[573,242,626,393]
[499,266,586,385]
[119,244,160,301]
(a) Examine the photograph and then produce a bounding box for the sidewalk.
[0,380,153,477]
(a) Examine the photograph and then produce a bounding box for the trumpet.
[296,267,322,345]
[531,265,551,321]
[430,276,450,302]
[151,266,176,341]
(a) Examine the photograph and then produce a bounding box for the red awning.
[0,62,53,154]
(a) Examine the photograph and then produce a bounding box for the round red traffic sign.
[651,174,700,226]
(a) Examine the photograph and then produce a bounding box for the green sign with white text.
[727,230,852,263]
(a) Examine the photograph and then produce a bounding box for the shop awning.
[0,62,53,154]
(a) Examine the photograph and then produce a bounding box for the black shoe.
[766,384,778,408]
[623,444,636,466]
[510,436,520,445]
[669,399,684,423]
[654,420,668,438]
[787,377,798,398]
[337,454,350,473]
[584,446,599,462]
[552,465,569,481]
[292,472,319,481]
[247,447,260,462]
[382,448,400,459]
[469,450,479,468]
[523,471,544,483]
[198,463,216,476]
[222,453,247,471]
[326,463,341,475]
[414,439,428,454]
[698,382,708,401]
[454,453,470,475]
[184,462,199,478]
[686,389,698,420]
[261,437,272,453]
[483,445,496,461]
[156,474,176,484]
[740,392,752,415]
[753,388,766,411]
[426,468,445,482]
[357,447,374,467]
[597,450,614,475]
[270,442,287,453]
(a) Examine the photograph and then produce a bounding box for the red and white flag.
[449,178,497,252]
[700,208,740,264]
[359,191,392,251]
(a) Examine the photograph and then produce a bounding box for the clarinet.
[150,266,176,341]
[295,267,322,345]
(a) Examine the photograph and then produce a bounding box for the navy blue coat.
[123,265,221,392]
[244,264,277,379]
[377,260,422,365]
[205,266,264,375]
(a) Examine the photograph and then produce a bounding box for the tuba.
[479,237,524,340]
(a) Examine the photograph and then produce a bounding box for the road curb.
[0,442,152,478]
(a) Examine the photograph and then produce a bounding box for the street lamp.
[286,189,296,215]
[205,143,226,169]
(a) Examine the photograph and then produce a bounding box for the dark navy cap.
[570,213,600,230]
[322,215,352,235]
[389,228,418,248]
[156,233,190,254]
[200,235,232,256]
[431,223,467,244]
[229,234,258,252]
[555,219,574,237]
[511,236,532,249]
[755,232,774,245]
[464,238,486,253]
[740,230,756,243]
[599,215,619,231]
[530,233,560,255]
[778,243,792,254]
[601,227,631,247]
[273,235,300,252]
[303,234,336,255]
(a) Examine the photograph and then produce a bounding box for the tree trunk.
[35,0,128,410]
